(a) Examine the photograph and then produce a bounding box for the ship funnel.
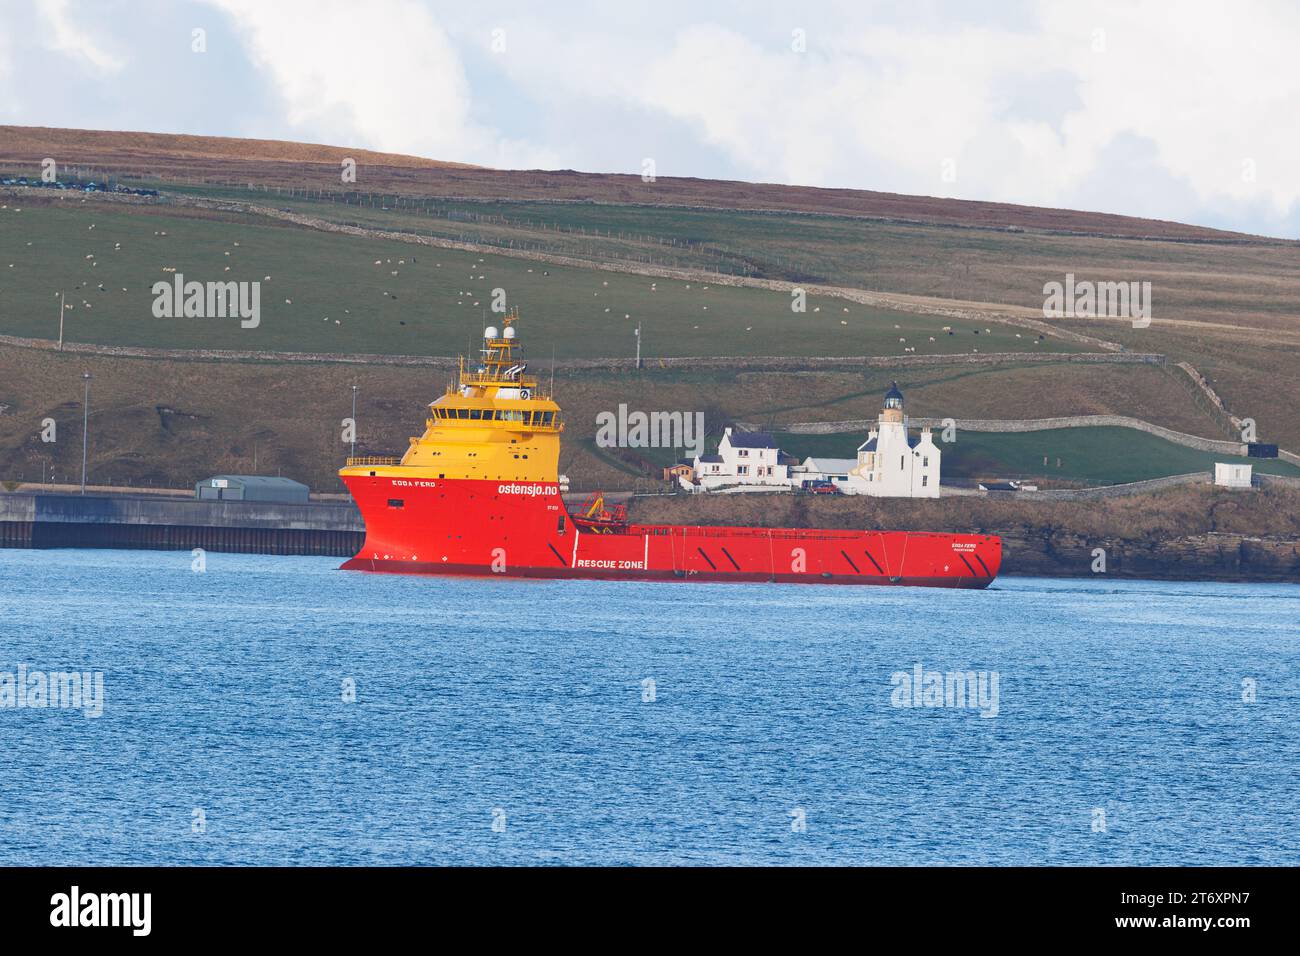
[503,326,516,339]
[484,326,499,340]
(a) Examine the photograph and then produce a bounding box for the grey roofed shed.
[195,475,310,503]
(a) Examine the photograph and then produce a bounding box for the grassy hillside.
[2,125,1298,494]
[175,189,1300,328]
[0,200,1076,359]
[0,346,1238,493]
[0,125,1261,239]
[0,125,478,170]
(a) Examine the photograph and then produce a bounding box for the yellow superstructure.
[338,311,563,483]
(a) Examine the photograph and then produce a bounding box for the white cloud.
[36,0,124,73]
[205,0,557,168]
[1041,1,1300,217]
[5,0,1299,235]
[0,28,13,114]
[484,1,1300,233]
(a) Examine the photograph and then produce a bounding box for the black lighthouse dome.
[884,381,904,409]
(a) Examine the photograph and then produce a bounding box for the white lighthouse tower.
[845,382,940,497]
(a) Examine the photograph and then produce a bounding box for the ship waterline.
[339,314,1000,588]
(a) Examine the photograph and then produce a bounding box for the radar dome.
[484,326,499,339]
[503,326,517,339]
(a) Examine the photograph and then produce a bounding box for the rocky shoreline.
[625,484,1300,583]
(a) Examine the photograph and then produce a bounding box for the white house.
[689,428,795,491]
[840,382,941,497]
[1214,462,1253,488]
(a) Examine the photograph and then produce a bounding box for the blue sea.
[0,548,1296,866]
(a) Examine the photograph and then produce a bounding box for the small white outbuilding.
[1214,462,1253,488]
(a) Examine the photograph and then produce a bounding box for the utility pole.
[58,292,65,350]
[350,385,359,460]
[635,321,642,369]
[80,372,92,494]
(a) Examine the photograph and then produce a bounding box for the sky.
[3,0,1299,238]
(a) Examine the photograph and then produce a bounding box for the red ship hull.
[340,477,1001,589]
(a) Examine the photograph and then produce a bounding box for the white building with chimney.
[690,427,796,491]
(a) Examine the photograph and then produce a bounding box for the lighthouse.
[846,382,941,497]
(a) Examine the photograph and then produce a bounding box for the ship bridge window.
[470,409,484,420]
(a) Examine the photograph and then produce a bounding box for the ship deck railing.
[346,456,402,467]
[625,524,917,541]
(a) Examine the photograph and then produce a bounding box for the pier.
[0,491,364,556]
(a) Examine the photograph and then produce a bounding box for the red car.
[803,480,841,495]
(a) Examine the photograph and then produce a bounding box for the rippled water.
[0,548,1296,865]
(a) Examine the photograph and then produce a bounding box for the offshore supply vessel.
[339,315,1000,587]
